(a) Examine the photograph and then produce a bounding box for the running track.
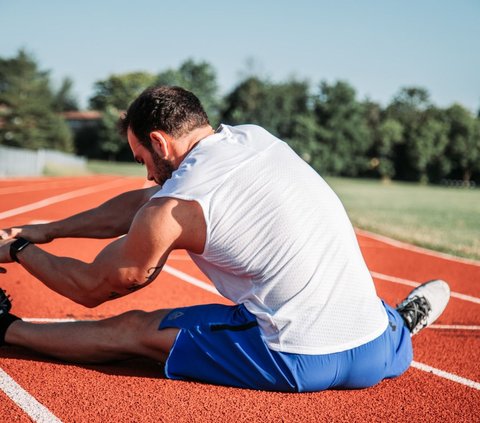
[0,176,478,422]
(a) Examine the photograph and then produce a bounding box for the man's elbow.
[74,294,104,309]
[82,297,105,308]
[70,283,109,308]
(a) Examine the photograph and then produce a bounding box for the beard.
[151,149,175,186]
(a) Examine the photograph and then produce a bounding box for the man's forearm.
[48,186,161,239]
[3,186,161,242]
[14,243,104,307]
[9,228,161,308]
[46,194,136,239]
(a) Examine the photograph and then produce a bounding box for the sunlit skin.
[127,126,214,185]
[127,129,173,185]
[0,123,213,366]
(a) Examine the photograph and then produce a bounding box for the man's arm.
[0,197,206,307]
[0,185,161,243]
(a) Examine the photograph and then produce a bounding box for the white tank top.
[153,124,388,354]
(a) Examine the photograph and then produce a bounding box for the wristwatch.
[9,237,33,263]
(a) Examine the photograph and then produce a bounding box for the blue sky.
[1,0,479,111]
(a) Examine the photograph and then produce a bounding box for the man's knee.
[95,310,149,351]
[95,309,178,360]
[138,310,179,359]
[98,309,148,331]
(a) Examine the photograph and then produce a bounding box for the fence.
[0,145,87,177]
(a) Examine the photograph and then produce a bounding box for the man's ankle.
[0,314,21,346]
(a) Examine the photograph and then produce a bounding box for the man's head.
[120,86,210,185]
[120,85,209,147]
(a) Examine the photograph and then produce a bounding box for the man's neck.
[172,125,215,167]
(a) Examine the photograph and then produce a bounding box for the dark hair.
[119,86,209,146]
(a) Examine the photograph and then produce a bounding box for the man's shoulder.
[151,124,283,202]
[219,124,282,153]
[223,123,276,139]
[141,197,206,253]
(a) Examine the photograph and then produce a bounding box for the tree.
[288,113,322,166]
[0,50,73,152]
[444,104,480,182]
[53,77,79,112]
[409,108,449,183]
[156,59,220,125]
[376,119,404,179]
[221,76,318,163]
[222,77,310,131]
[313,81,372,176]
[264,79,312,142]
[363,100,403,180]
[88,71,157,160]
[386,87,433,181]
[220,76,269,126]
[97,105,129,161]
[89,72,157,111]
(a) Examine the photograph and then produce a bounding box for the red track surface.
[0,176,478,422]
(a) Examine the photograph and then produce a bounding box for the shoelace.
[397,295,431,334]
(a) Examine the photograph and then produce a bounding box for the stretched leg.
[4,309,179,364]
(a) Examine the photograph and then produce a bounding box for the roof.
[62,111,102,120]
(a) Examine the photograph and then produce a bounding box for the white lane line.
[163,264,219,295]
[430,324,480,330]
[371,271,480,305]
[0,178,128,220]
[411,361,480,391]
[356,228,480,267]
[0,179,89,196]
[23,318,79,323]
[0,367,62,423]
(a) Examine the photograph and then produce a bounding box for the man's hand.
[0,225,53,244]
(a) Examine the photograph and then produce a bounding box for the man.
[0,86,450,392]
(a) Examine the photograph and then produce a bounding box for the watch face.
[14,238,30,249]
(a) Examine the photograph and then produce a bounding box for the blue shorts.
[159,301,412,392]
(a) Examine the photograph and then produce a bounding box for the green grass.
[326,177,480,261]
[86,160,145,177]
[43,163,90,176]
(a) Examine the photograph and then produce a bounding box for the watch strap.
[9,237,32,263]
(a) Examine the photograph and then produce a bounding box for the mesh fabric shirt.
[152,124,388,354]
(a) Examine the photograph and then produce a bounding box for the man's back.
[154,124,388,354]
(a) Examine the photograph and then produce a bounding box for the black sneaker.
[0,288,13,317]
[396,280,450,335]
[0,288,20,346]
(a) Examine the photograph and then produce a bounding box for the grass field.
[87,160,145,176]
[327,177,480,261]
[83,160,480,261]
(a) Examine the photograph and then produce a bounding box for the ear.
[149,131,169,158]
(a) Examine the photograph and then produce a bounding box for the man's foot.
[396,280,450,335]
[0,288,20,345]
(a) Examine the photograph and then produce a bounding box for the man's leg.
[4,309,179,364]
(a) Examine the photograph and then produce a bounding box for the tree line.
[1,50,479,183]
